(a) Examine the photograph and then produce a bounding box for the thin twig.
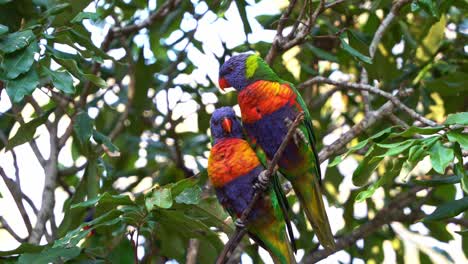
[0,168,33,235]
[216,112,305,264]
[301,76,438,127]
[0,216,26,242]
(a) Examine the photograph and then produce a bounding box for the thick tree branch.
[318,101,394,162]
[216,112,305,264]
[28,115,59,244]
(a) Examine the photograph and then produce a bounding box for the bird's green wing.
[284,81,323,183]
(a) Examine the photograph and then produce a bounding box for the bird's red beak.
[222,118,232,134]
[218,77,230,91]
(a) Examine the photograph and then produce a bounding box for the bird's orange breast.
[208,138,260,187]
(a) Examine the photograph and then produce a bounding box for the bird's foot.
[235,219,245,229]
[253,170,270,191]
[284,117,307,145]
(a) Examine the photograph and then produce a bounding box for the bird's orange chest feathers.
[238,80,297,123]
[208,138,260,187]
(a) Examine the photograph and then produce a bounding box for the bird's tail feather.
[249,227,296,264]
[292,172,336,250]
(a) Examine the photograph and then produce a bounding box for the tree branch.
[301,76,438,127]
[0,168,33,235]
[28,114,59,244]
[216,112,305,264]
[0,216,26,243]
[301,186,425,263]
[318,101,395,162]
[112,0,183,37]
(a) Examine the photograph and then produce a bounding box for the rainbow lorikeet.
[218,54,336,250]
[208,107,296,264]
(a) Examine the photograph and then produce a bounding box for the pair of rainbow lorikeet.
[207,53,335,263]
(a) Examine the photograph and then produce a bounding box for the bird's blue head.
[210,107,243,143]
[218,53,253,91]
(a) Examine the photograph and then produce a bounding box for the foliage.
[0,0,466,263]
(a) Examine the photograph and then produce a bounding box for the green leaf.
[146,187,173,210]
[424,197,468,221]
[42,66,75,94]
[0,30,35,53]
[445,112,468,125]
[92,130,119,153]
[55,210,122,247]
[6,108,54,150]
[0,24,8,35]
[71,192,133,208]
[378,139,416,157]
[352,145,385,186]
[412,174,461,186]
[306,44,339,62]
[0,0,12,4]
[235,0,252,36]
[175,186,202,205]
[5,67,39,102]
[41,3,71,17]
[83,73,107,87]
[1,41,38,79]
[18,247,81,264]
[392,126,445,138]
[453,143,468,194]
[447,131,468,150]
[424,72,468,96]
[71,11,100,23]
[73,111,93,144]
[429,141,454,174]
[356,159,404,202]
[340,32,372,64]
[0,244,44,257]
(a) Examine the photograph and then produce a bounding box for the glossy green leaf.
[5,67,39,102]
[340,32,372,64]
[71,11,100,23]
[73,111,93,144]
[412,174,461,186]
[352,145,385,186]
[453,143,468,194]
[41,3,71,17]
[424,197,468,221]
[445,112,468,125]
[378,139,416,157]
[92,130,119,153]
[71,192,133,208]
[1,42,38,79]
[392,126,445,138]
[42,67,75,94]
[0,30,35,53]
[18,247,80,264]
[146,187,173,210]
[175,185,202,205]
[447,131,468,150]
[429,141,454,174]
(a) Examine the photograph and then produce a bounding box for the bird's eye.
[227,66,234,72]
